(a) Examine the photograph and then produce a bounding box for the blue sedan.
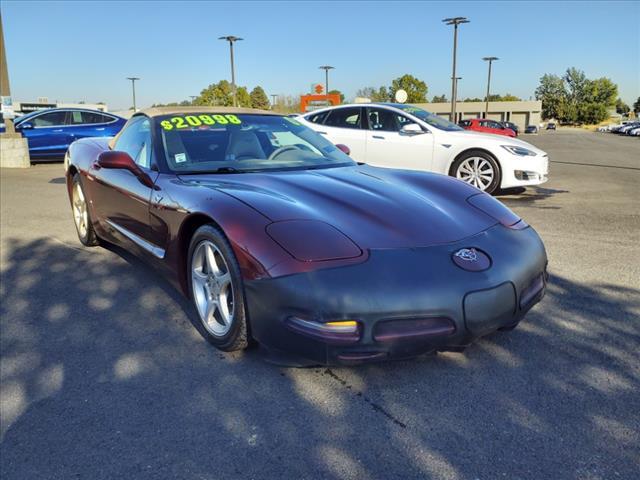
[14,108,126,160]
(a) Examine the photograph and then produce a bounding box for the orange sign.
[300,93,341,112]
[314,84,324,94]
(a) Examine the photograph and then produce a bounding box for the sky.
[2,1,639,110]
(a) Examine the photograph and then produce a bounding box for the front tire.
[188,224,249,351]
[450,150,501,194]
[71,173,99,246]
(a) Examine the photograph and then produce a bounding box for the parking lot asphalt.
[1,131,639,480]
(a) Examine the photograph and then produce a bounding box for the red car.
[65,107,547,365]
[459,118,516,137]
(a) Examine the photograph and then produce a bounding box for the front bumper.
[245,224,547,365]
[500,154,549,189]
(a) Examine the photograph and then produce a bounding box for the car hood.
[443,129,546,154]
[181,165,498,249]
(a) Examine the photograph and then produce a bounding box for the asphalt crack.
[322,368,407,429]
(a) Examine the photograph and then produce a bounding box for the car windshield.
[394,105,463,131]
[158,113,355,173]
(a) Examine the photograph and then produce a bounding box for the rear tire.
[450,150,501,194]
[71,173,99,246]
[188,224,249,352]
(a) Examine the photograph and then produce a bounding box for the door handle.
[317,131,327,135]
[95,128,105,131]
[53,129,63,132]
[372,135,385,140]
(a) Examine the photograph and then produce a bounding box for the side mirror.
[336,144,351,156]
[17,122,34,130]
[400,123,425,135]
[97,151,155,189]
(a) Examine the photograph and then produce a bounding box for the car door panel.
[314,107,367,162]
[89,116,159,253]
[364,107,434,171]
[20,110,71,156]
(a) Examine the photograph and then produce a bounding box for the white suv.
[297,103,549,194]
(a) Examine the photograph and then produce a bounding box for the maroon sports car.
[66,107,547,365]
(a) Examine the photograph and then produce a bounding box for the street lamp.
[319,65,335,105]
[189,95,197,105]
[442,17,469,122]
[126,77,140,112]
[482,56,499,119]
[218,35,243,107]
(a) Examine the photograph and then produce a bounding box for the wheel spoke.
[205,300,218,326]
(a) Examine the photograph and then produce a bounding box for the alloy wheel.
[191,240,235,336]
[72,182,88,238]
[456,156,495,191]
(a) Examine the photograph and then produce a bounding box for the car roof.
[17,107,116,121]
[139,106,279,118]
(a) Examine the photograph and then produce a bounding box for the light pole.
[270,94,278,109]
[219,35,243,106]
[452,76,461,109]
[0,12,15,133]
[319,65,334,106]
[482,57,498,119]
[189,95,197,105]
[126,77,140,111]
[442,17,469,122]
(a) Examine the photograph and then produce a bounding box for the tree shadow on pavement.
[1,238,638,479]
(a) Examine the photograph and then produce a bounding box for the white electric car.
[297,103,549,194]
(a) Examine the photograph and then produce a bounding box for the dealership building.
[12,99,108,114]
[417,100,542,130]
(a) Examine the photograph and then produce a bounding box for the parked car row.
[608,121,640,136]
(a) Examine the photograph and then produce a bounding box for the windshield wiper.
[195,166,246,174]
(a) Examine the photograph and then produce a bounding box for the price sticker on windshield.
[160,114,242,131]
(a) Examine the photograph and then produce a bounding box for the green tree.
[249,86,270,109]
[535,73,567,120]
[371,86,390,102]
[432,94,448,103]
[195,80,251,107]
[389,74,428,103]
[500,93,521,101]
[584,78,617,107]
[615,98,630,115]
[564,67,588,103]
[578,102,608,124]
[356,87,376,99]
[634,97,640,114]
[463,97,483,102]
[328,89,345,103]
[196,80,233,106]
[236,87,251,108]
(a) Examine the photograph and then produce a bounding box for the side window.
[113,117,152,168]
[488,121,502,129]
[324,107,362,129]
[305,111,329,125]
[30,111,68,127]
[366,107,399,132]
[69,111,84,124]
[81,111,114,124]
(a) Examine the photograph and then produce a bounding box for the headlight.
[467,193,528,230]
[266,220,362,262]
[501,145,537,156]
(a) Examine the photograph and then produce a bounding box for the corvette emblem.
[454,248,478,262]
